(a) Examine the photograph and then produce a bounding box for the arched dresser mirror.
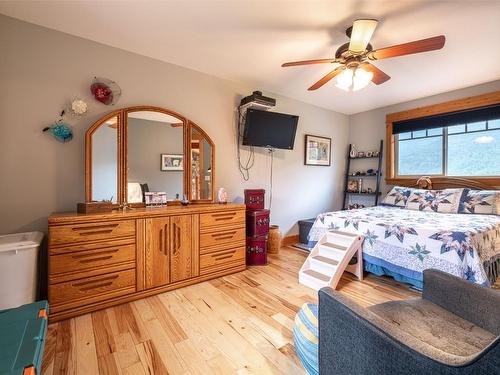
[85,106,215,209]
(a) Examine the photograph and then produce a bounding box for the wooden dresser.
[48,203,246,321]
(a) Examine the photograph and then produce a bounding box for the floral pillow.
[406,188,463,213]
[381,186,413,207]
[458,189,500,215]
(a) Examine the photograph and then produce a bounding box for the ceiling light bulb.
[352,67,373,91]
[335,68,354,91]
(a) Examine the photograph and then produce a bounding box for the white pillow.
[458,189,500,215]
[381,186,413,208]
[406,188,463,213]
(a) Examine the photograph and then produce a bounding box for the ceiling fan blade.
[281,58,339,67]
[348,19,378,53]
[308,67,345,91]
[360,63,391,85]
[368,35,445,60]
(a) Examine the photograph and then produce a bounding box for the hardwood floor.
[42,247,419,375]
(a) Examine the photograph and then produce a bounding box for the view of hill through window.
[398,121,500,176]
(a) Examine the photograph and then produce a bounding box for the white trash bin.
[0,231,43,310]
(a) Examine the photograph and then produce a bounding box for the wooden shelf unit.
[342,140,383,209]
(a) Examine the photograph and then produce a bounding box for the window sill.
[386,176,499,190]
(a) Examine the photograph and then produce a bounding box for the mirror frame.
[85,105,215,206]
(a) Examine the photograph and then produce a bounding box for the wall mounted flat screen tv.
[243,109,299,150]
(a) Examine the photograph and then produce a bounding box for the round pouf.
[268,225,282,254]
[293,303,319,375]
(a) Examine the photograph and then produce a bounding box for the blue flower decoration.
[44,121,73,143]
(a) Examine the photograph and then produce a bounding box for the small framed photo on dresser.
[304,134,331,166]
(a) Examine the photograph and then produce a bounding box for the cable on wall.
[237,107,255,181]
[268,147,274,210]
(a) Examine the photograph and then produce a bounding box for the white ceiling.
[1,0,499,114]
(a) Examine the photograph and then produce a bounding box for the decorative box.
[246,235,267,266]
[244,189,265,210]
[246,209,270,237]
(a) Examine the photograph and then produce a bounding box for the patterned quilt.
[308,206,500,286]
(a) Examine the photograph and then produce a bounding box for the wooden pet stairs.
[299,230,364,290]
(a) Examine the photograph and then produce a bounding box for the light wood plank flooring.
[42,247,419,375]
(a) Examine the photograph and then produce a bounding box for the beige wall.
[0,15,349,236]
[347,79,500,207]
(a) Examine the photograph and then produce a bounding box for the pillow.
[381,186,413,207]
[406,188,463,213]
[458,189,500,215]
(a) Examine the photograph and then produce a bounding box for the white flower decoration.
[70,98,88,115]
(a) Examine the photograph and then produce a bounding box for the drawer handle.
[72,249,119,264]
[72,275,119,288]
[78,255,114,264]
[72,224,119,232]
[72,249,119,259]
[213,254,234,261]
[211,212,237,220]
[213,249,236,260]
[212,212,236,217]
[211,231,236,238]
[79,282,114,291]
[76,230,115,236]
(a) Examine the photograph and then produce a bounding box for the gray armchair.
[319,269,500,374]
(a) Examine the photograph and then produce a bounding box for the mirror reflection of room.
[191,127,212,200]
[91,116,118,202]
[127,111,184,204]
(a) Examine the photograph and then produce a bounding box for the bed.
[308,191,500,289]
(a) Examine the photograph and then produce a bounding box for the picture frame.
[161,154,184,171]
[304,134,331,166]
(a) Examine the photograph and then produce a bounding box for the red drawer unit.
[246,235,267,266]
[246,209,270,237]
[244,189,265,210]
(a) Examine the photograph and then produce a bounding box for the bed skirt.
[364,261,423,290]
[485,256,500,286]
[364,257,500,290]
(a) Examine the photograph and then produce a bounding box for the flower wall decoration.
[43,76,123,143]
[69,98,88,116]
[90,77,121,105]
[42,120,73,143]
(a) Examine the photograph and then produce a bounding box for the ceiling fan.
[281,19,445,92]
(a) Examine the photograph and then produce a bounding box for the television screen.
[242,109,299,150]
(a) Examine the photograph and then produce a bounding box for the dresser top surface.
[49,203,246,224]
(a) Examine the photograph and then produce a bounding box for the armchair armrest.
[422,269,500,335]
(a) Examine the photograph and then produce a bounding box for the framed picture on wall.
[304,134,331,166]
[161,154,184,171]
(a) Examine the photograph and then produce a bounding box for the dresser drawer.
[200,246,245,275]
[50,268,135,305]
[50,243,135,275]
[50,220,136,246]
[200,210,245,230]
[200,226,245,248]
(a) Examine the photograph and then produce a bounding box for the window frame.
[386,91,500,188]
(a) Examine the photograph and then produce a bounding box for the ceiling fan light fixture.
[352,67,374,91]
[335,67,373,91]
[335,68,353,91]
[349,19,378,53]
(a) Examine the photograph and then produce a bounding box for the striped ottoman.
[293,303,319,375]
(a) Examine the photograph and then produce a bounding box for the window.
[396,120,500,177]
